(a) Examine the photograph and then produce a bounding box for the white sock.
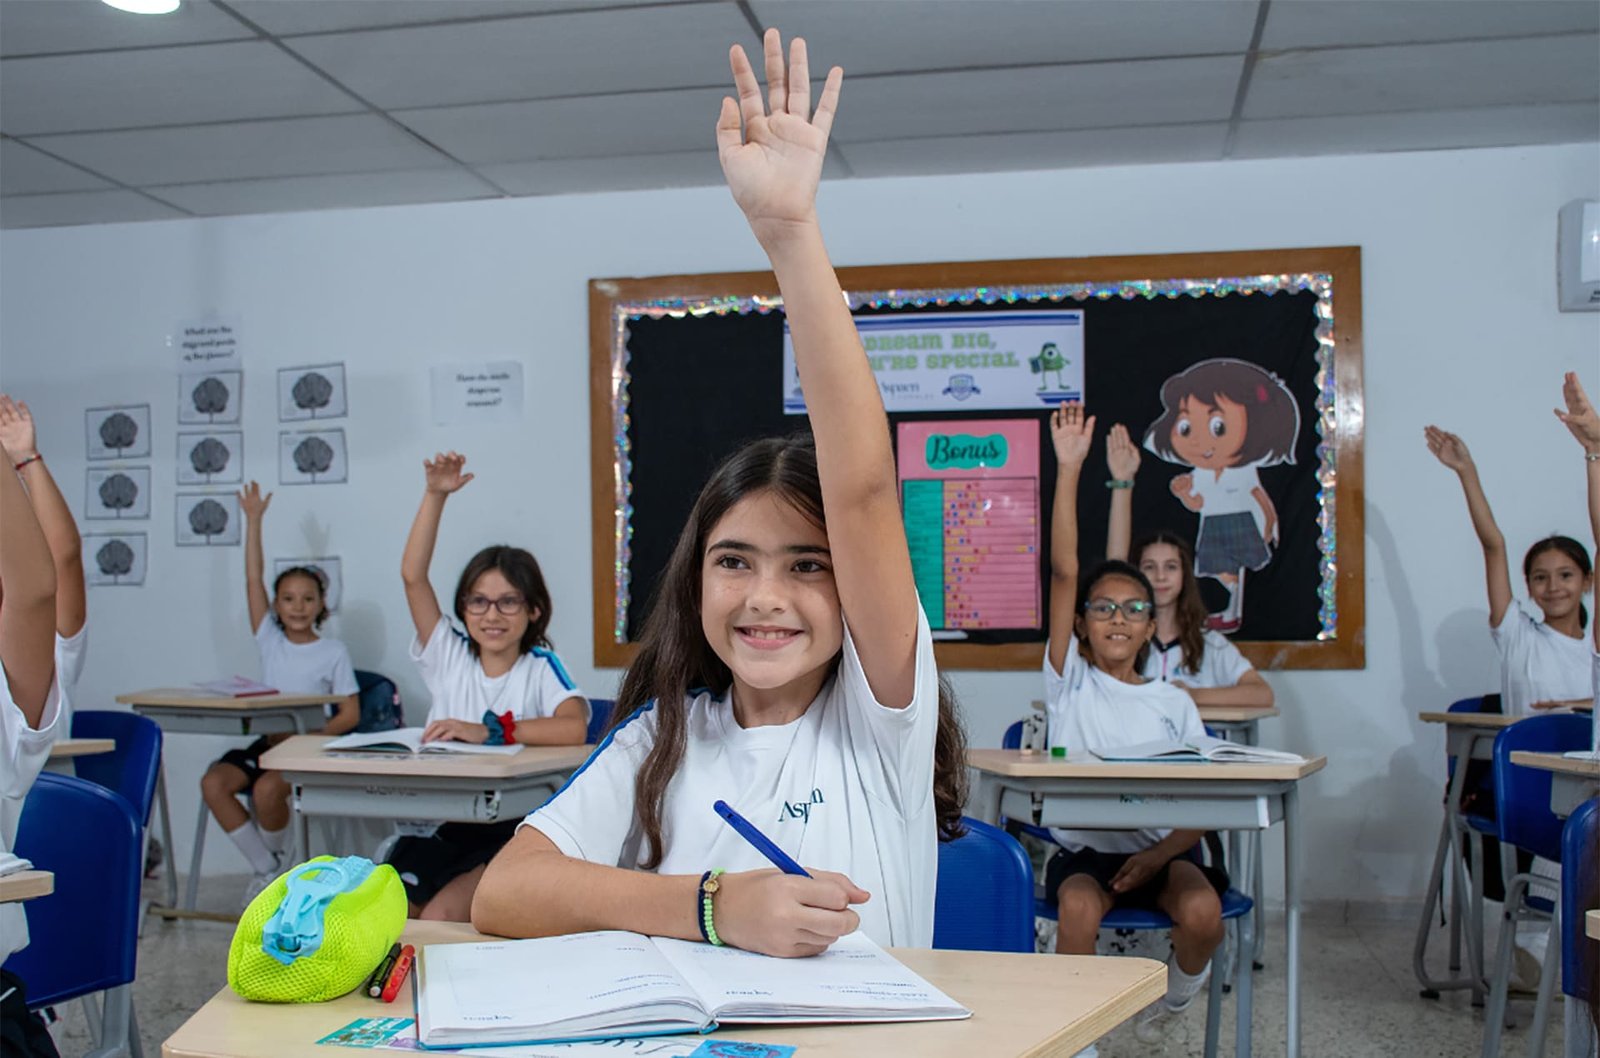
[1166,955,1209,1005]
[227,822,280,874]
[259,825,290,854]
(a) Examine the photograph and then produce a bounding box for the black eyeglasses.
[463,594,527,616]
[1083,599,1154,623]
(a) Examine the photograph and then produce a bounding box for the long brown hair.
[1131,531,1208,673]
[609,434,969,869]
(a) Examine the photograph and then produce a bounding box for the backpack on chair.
[353,670,403,733]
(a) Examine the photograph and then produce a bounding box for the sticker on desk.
[366,1022,744,1055]
[318,1017,415,1047]
[690,1043,797,1058]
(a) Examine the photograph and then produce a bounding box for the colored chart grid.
[903,476,1040,630]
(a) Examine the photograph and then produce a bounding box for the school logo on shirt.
[778,787,825,823]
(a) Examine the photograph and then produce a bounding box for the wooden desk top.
[260,735,593,780]
[0,870,54,903]
[47,737,115,760]
[117,689,339,709]
[1418,711,1520,729]
[968,748,1326,781]
[1508,751,1600,778]
[162,921,1164,1058]
[1198,705,1281,723]
[1587,909,1599,942]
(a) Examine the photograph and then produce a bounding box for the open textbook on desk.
[415,930,971,1047]
[323,728,521,756]
[1092,735,1305,764]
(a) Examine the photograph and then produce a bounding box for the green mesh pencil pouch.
[228,855,406,1003]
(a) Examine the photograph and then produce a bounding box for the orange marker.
[379,944,416,1003]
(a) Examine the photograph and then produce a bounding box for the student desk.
[1588,909,1599,942]
[258,736,592,860]
[162,920,1166,1058]
[967,748,1324,1058]
[0,870,53,903]
[114,689,342,921]
[44,736,114,775]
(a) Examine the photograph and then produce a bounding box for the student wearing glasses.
[390,451,588,920]
[1043,404,1227,1056]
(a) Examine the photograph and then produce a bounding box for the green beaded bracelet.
[701,868,725,946]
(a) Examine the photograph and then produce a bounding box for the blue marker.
[713,800,811,878]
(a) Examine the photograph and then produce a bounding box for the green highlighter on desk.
[228,855,406,1004]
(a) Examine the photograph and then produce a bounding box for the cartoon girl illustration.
[1143,358,1300,633]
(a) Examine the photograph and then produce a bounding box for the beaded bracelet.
[13,454,41,471]
[699,868,725,946]
[1105,478,1134,490]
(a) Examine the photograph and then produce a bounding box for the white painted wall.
[2,143,1596,909]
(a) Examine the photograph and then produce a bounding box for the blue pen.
[713,799,811,878]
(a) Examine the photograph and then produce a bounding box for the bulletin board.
[589,247,1364,671]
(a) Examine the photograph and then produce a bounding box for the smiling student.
[472,29,968,956]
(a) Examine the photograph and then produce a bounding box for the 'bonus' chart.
[897,420,1041,632]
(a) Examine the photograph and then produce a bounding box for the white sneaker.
[1508,944,1542,994]
[1134,978,1206,1043]
[240,852,286,909]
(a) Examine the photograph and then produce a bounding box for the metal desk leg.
[153,763,177,912]
[972,771,1004,826]
[1412,810,1457,993]
[1235,891,1256,1058]
[1241,720,1266,966]
[185,795,209,913]
[1284,783,1301,1058]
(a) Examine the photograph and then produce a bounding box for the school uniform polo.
[410,617,584,725]
[1490,600,1590,717]
[1142,629,1253,688]
[256,619,359,699]
[1,672,63,962]
[52,624,87,735]
[523,609,940,949]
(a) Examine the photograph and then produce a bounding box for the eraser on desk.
[1050,746,1067,758]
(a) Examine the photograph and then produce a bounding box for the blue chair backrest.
[1492,713,1593,861]
[1560,797,1598,1001]
[586,699,614,744]
[4,773,142,1006]
[354,669,403,733]
[933,817,1035,953]
[67,710,162,829]
[1448,695,1488,714]
[1002,720,1022,750]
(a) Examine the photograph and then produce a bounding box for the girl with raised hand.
[1425,424,1592,715]
[1044,404,1226,1052]
[1554,371,1600,750]
[0,395,86,714]
[1104,421,1273,707]
[390,451,587,921]
[473,29,967,956]
[199,480,360,905]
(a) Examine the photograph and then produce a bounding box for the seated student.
[389,453,587,922]
[1044,404,1226,1054]
[0,443,66,1058]
[1559,370,1600,751]
[1102,421,1274,707]
[0,395,87,721]
[471,30,969,955]
[198,482,360,905]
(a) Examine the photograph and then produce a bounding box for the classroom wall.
[1,142,1595,909]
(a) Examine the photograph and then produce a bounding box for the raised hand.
[1556,371,1600,454]
[1424,425,1475,474]
[713,867,871,958]
[716,29,842,246]
[237,480,272,519]
[1106,422,1141,480]
[1050,402,1096,470]
[0,395,38,461]
[423,452,475,495]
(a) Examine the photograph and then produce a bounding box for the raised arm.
[1555,371,1600,652]
[1104,423,1140,561]
[718,31,917,706]
[1047,404,1095,674]
[1425,426,1512,627]
[238,481,272,634]
[0,446,58,725]
[400,452,474,642]
[0,397,84,638]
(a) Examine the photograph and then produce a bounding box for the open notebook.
[1092,735,1305,764]
[323,728,520,756]
[193,676,278,697]
[415,930,971,1047]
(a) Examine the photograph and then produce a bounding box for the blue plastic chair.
[1479,713,1591,1058]
[1000,720,1054,845]
[586,698,614,744]
[933,818,1035,953]
[4,773,144,1058]
[1559,797,1598,1056]
[69,710,163,830]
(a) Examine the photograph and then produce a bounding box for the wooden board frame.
[590,246,1364,671]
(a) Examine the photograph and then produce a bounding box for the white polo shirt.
[524,609,940,949]
[53,624,87,735]
[1490,600,1590,717]
[1044,635,1206,853]
[1143,629,1254,688]
[411,617,584,725]
[255,619,359,700]
[2,671,64,962]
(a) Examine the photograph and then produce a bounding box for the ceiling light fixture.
[102,0,181,14]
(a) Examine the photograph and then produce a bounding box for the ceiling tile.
[283,3,758,110]
[838,122,1228,177]
[1261,0,1599,50]
[148,167,497,215]
[30,114,454,186]
[1232,102,1600,158]
[748,0,1259,74]
[479,148,847,195]
[0,41,362,135]
[0,0,250,56]
[394,86,728,165]
[230,0,595,37]
[0,139,115,194]
[1244,35,1600,119]
[0,189,188,228]
[836,56,1244,142]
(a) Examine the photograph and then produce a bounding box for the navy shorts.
[1046,845,1229,912]
[211,735,272,792]
[385,820,520,907]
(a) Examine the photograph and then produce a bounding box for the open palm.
[717,30,841,241]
